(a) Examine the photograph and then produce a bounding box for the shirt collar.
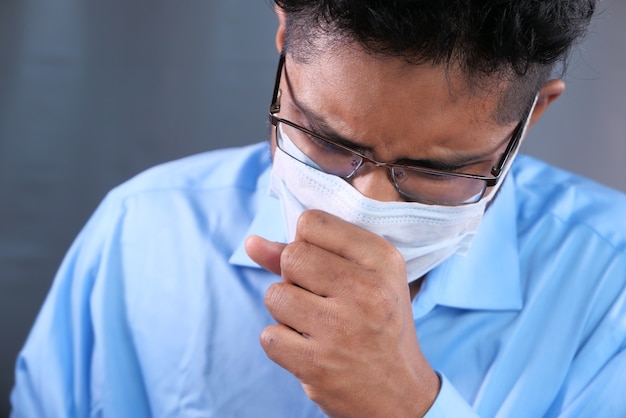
[418,176,523,313]
[229,168,285,267]
[230,167,522,312]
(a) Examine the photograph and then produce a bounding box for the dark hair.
[274,0,596,122]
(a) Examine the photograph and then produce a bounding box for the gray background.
[1,0,624,415]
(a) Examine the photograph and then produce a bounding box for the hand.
[245,209,440,417]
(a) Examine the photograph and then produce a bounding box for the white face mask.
[269,118,529,283]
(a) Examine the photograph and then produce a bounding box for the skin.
[245,9,565,418]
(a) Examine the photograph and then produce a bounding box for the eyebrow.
[286,76,511,173]
[288,93,374,153]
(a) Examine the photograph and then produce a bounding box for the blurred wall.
[524,0,626,192]
[0,0,624,415]
[0,1,277,414]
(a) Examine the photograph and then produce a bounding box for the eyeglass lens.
[276,121,487,205]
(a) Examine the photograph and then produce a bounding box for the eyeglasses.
[269,53,535,206]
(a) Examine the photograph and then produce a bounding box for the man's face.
[272,44,522,203]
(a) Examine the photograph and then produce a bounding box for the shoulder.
[10,143,275,414]
[509,156,626,368]
[109,141,272,200]
[510,155,626,335]
[96,141,272,230]
[511,154,626,255]
[74,142,272,261]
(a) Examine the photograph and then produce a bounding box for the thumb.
[244,235,285,276]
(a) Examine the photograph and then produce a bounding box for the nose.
[348,163,404,202]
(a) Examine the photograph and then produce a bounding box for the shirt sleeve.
[545,274,626,417]
[9,192,124,418]
[423,372,479,418]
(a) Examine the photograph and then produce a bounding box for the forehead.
[286,39,511,117]
[284,25,536,124]
[282,44,515,162]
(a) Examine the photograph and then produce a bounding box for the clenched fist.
[246,209,439,418]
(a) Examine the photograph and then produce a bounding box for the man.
[11,0,626,417]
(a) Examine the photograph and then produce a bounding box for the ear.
[275,5,287,54]
[528,79,565,128]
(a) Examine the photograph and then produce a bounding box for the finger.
[260,323,319,381]
[264,281,333,337]
[280,240,359,297]
[245,234,286,276]
[295,209,403,269]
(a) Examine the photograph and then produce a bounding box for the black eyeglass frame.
[269,53,535,203]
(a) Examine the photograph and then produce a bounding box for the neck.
[409,276,424,301]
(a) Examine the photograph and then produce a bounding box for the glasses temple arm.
[270,54,286,114]
[490,95,538,177]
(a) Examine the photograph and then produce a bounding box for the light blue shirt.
[11,142,626,417]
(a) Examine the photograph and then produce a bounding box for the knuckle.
[299,341,317,365]
[352,286,399,331]
[264,282,290,311]
[380,240,404,265]
[298,345,325,382]
[374,290,398,320]
[298,209,327,228]
[280,241,308,272]
[296,209,330,239]
[372,242,406,277]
